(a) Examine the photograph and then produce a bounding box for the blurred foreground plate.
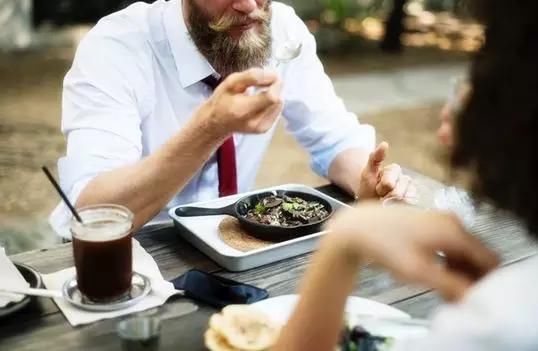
[0,263,42,318]
[251,294,428,340]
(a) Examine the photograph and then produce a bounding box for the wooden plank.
[315,184,352,203]
[135,227,222,279]
[10,227,221,276]
[10,244,74,274]
[218,253,311,296]
[3,177,536,350]
[5,229,220,321]
[0,300,202,351]
[218,254,426,305]
[158,305,215,351]
[470,206,537,260]
[216,203,537,302]
[391,290,443,319]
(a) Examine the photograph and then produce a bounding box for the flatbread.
[218,217,273,252]
[205,329,241,351]
[207,305,280,351]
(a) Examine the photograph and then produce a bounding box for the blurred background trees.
[0,0,478,254]
[25,0,476,54]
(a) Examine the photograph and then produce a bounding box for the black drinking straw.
[41,166,83,223]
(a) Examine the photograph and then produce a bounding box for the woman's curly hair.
[452,0,538,235]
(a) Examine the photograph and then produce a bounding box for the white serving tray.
[168,184,349,271]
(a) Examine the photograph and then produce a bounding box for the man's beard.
[186,0,272,77]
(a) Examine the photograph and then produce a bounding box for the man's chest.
[139,68,281,161]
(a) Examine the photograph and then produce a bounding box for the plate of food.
[204,296,428,351]
[175,190,333,242]
[253,295,428,350]
[169,184,349,271]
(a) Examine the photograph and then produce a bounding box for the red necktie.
[202,75,238,197]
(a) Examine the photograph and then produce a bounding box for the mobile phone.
[171,269,269,308]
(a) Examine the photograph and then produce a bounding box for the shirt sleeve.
[391,260,538,351]
[280,7,376,178]
[49,23,153,237]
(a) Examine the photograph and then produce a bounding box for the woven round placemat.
[217,217,273,252]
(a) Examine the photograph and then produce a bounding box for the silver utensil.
[274,37,303,67]
[247,35,303,95]
[0,272,153,312]
[0,286,63,299]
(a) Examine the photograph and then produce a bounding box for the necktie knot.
[202,75,222,90]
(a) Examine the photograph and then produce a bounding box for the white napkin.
[0,247,30,308]
[42,240,179,326]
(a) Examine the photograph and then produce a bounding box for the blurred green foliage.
[285,0,463,24]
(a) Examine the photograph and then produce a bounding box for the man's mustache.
[209,8,270,32]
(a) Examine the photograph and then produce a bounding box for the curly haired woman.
[274,1,538,350]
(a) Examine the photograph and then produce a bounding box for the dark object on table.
[340,325,393,351]
[171,269,269,309]
[175,190,334,242]
[0,263,42,318]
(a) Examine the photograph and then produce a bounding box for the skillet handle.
[175,203,236,217]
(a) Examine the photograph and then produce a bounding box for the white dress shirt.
[393,255,538,351]
[49,0,375,238]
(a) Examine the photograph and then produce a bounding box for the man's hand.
[357,142,417,201]
[328,203,499,301]
[198,68,283,136]
[438,102,455,147]
[438,79,471,147]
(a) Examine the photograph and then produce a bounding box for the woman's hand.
[328,203,499,301]
[273,203,499,351]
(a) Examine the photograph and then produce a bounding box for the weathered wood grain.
[2,174,537,351]
[0,301,202,351]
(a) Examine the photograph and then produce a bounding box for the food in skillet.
[339,323,393,351]
[244,195,330,227]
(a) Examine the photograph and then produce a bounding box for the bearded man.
[50,0,416,238]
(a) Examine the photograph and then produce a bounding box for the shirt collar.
[163,0,216,88]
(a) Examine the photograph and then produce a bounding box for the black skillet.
[174,190,333,242]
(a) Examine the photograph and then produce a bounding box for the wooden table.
[1,173,537,350]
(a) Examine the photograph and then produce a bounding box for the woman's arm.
[273,236,360,351]
[273,203,499,351]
